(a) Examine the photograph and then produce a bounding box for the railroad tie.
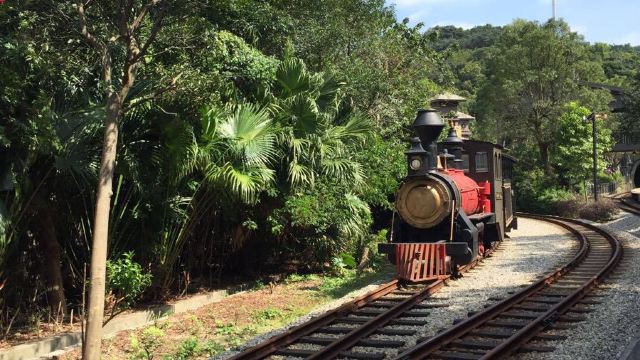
[275,348,386,359]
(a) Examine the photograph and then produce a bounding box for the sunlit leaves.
[199,103,276,203]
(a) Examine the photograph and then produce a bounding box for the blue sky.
[386,0,640,46]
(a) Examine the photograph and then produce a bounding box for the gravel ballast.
[218,217,578,359]
[514,211,640,360]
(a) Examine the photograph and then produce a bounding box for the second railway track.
[611,192,640,216]
[227,215,622,360]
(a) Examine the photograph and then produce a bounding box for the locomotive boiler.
[379,109,516,282]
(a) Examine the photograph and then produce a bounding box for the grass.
[318,267,393,298]
[60,265,393,360]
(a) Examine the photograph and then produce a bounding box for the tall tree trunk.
[539,142,552,175]
[83,93,121,360]
[38,204,67,316]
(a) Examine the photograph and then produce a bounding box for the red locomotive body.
[441,168,491,216]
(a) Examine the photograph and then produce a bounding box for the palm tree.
[266,58,372,190]
[199,103,276,203]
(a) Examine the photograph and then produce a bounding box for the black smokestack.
[411,109,445,170]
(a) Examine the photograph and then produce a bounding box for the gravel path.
[515,211,640,360]
[217,217,578,359]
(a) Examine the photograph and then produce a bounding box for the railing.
[586,181,619,197]
[617,134,640,145]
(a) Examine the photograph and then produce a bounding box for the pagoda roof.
[454,111,475,120]
[430,92,467,102]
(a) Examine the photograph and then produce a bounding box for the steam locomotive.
[379,109,517,282]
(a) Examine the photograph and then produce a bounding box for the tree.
[555,102,613,188]
[620,72,640,144]
[73,1,179,357]
[476,19,610,174]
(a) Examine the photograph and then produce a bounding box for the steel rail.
[307,247,497,360]
[610,192,640,215]
[226,279,399,360]
[394,214,622,360]
[619,198,640,215]
[230,241,502,360]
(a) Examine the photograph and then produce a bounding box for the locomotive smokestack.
[412,109,445,171]
[443,127,464,169]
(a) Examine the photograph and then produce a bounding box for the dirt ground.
[43,270,390,359]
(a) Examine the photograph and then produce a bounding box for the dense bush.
[554,199,619,222]
[515,168,576,214]
[268,180,372,267]
[106,252,153,310]
[578,199,619,222]
[555,199,582,218]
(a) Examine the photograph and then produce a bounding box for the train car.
[378,109,517,282]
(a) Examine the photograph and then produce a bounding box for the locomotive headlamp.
[410,157,422,170]
[405,137,428,175]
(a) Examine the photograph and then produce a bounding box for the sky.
[385,0,640,46]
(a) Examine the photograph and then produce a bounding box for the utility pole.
[584,112,598,202]
[552,0,556,20]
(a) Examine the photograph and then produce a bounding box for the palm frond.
[206,162,274,204]
[288,161,314,188]
[218,103,276,166]
[200,106,223,143]
[315,74,346,113]
[288,95,319,135]
[276,58,311,97]
[321,158,364,185]
[338,193,371,240]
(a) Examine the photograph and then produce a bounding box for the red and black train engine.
[379,109,517,282]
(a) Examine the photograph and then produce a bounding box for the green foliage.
[106,252,153,309]
[199,103,276,204]
[476,19,610,172]
[515,168,576,214]
[129,326,165,360]
[331,252,357,272]
[355,137,405,209]
[252,307,285,324]
[269,180,372,264]
[171,336,226,358]
[555,102,613,187]
[174,337,199,360]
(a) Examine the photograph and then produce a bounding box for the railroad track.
[228,245,502,360]
[611,192,640,216]
[395,214,622,359]
[228,215,621,360]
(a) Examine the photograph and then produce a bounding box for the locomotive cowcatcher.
[378,109,517,282]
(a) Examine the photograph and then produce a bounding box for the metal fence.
[586,182,618,197]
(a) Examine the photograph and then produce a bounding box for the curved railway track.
[396,214,622,360]
[228,215,621,360]
[228,246,502,360]
[611,192,640,216]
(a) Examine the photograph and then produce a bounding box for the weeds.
[173,337,198,359]
[252,307,284,324]
[129,326,165,360]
